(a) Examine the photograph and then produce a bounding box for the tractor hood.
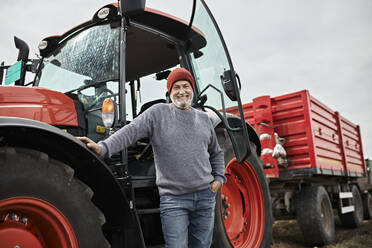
[0,86,78,126]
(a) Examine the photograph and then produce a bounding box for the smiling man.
[78,67,225,248]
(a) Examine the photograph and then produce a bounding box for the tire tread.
[296,185,335,246]
[0,147,110,248]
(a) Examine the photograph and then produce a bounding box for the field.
[272,218,372,248]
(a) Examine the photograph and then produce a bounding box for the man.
[78,67,225,248]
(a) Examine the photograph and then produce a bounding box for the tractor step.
[339,192,353,199]
[131,177,156,188]
[338,190,355,214]
[341,206,355,214]
[137,208,160,215]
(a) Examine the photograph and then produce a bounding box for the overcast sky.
[1,0,371,159]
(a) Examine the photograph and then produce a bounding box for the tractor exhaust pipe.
[13,36,29,85]
[14,36,29,62]
[0,62,4,85]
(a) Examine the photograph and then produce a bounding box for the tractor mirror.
[120,0,146,16]
[220,69,237,101]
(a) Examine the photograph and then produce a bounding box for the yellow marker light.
[102,98,115,128]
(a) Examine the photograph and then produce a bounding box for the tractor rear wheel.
[339,185,364,228]
[0,147,109,248]
[212,128,273,248]
[296,185,335,246]
[362,192,372,220]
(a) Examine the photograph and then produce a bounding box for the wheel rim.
[220,158,265,248]
[0,197,78,248]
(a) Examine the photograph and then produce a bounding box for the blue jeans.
[160,188,216,248]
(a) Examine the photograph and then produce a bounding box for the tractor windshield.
[36,23,120,93]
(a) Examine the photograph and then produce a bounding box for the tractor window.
[125,71,170,121]
[36,23,120,93]
[189,1,236,110]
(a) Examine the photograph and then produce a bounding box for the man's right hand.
[77,137,102,156]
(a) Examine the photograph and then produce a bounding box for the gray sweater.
[98,103,226,196]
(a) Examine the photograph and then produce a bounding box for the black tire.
[362,192,372,220]
[212,127,273,248]
[0,147,110,248]
[339,185,364,228]
[295,185,335,246]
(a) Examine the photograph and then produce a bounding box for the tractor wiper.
[64,79,118,95]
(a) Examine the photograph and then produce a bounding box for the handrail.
[196,84,242,132]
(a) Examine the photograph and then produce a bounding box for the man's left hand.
[209,180,222,193]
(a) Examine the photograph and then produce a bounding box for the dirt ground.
[272,218,372,248]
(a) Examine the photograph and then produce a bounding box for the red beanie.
[167,68,195,93]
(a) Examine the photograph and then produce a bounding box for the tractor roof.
[39,3,206,57]
[39,3,206,81]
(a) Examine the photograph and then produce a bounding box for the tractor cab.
[33,0,250,161]
[34,3,204,142]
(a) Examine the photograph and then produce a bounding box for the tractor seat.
[137,99,166,116]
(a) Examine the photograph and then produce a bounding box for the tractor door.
[189,0,251,163]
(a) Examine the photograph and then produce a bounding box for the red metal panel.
[339,116,365,174]
[356,125,367,173]
[0,86,78,126]
[227,89,366,177]
[269,90,316,171]
[310,95,345,174]
[293,90,316,170]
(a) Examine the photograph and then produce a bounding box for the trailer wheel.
[362,193,372,220]
[295,185,335,246]
[0,147,110,248]
[212,128,273,248]
[339,185,364,228]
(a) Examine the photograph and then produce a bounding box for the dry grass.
[272,218,372,248]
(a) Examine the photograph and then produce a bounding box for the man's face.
[170,80,193,109]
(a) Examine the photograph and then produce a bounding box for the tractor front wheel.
[0,147,109,248]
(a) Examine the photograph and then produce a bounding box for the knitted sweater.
[98,103,226,196]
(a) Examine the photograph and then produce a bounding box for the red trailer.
[228,89,371,246]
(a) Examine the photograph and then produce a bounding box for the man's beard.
[172,94,193,109]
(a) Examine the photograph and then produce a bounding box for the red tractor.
[0,1,273,247]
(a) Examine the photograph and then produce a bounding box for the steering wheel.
[78,88,118,112]
[96,88,118,103]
